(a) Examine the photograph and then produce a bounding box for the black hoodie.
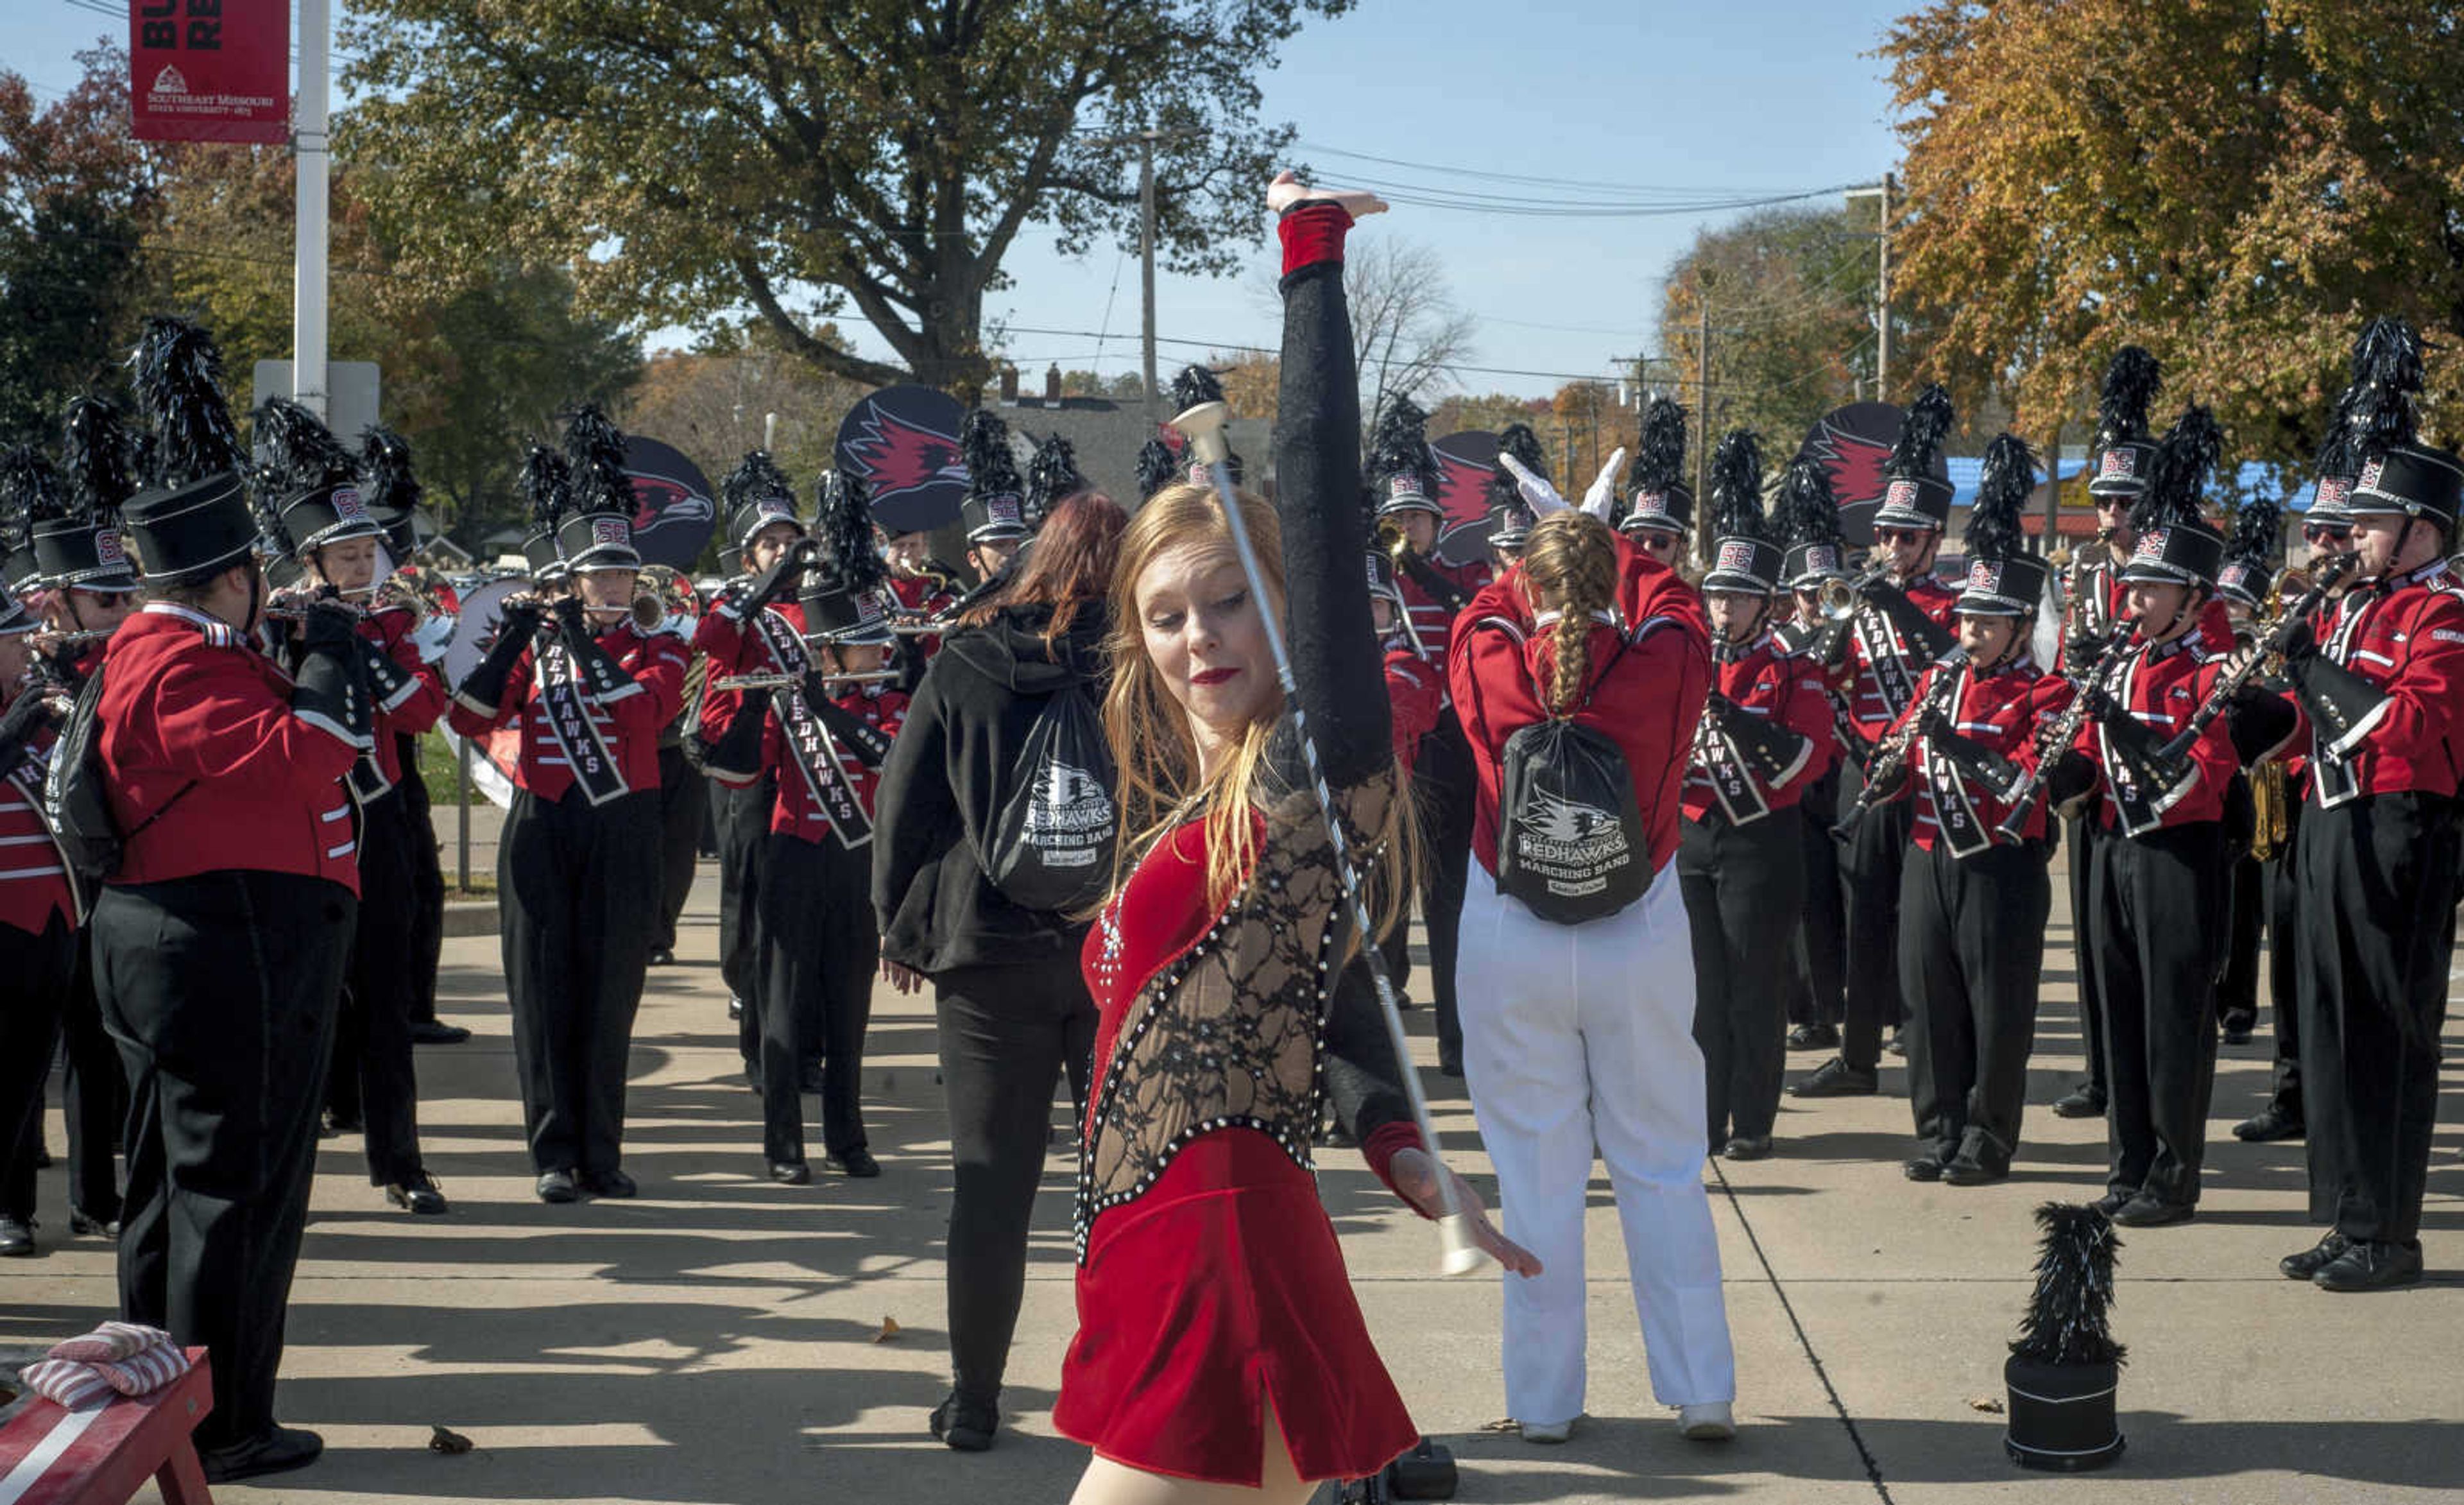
[871,599,1112,973]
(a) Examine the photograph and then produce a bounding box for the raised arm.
[1271,187,1389,789]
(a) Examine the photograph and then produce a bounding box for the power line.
[1300,139,1878,202]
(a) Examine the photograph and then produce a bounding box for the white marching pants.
[1456,863,1736,1423]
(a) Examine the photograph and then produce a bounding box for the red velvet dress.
[1053,806,1421,1486]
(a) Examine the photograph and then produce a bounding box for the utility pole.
[1695,298,1712,535]
[2040,423,2062,558]
[293,0,331,418]
[1876,171,1893,398]
[1138,133,1158,424]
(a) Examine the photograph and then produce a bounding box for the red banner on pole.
[128,0,290,144]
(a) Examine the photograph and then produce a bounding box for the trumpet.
[712,669,900,692]
[1376,517,1415,568]
[1816,563,1891,623]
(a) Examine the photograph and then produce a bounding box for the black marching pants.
[499,786,662,1176]
[2261,800,2304,1122]
[1838,763,1913,1075]
[328,792,427,1185]
[2216,848,2263,1029]
[653,744,705,954]
[1414,708,1476,1064]
[1788,765,1846,1028]
[2085,820,2225,1206]
[396,740,447,1025]
[1679,810,1802,1145]
[1899,840,2051,1166]
[93,872,354,1450]
[2296,793,2458,1246]
[2064,814,2109,1097]
[935,953,1098,1404]
[711,774,773,1049]
[58,937,125,1221]
[0,912,76,1221]
[755,830,877,1165]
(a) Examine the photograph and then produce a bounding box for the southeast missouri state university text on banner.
[128,0,289,144]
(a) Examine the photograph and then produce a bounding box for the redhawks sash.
[1854,603,1922,718]
[538,643,631,806]
[751,608,869,848]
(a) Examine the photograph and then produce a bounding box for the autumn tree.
[1656,205,1899,481]
[624,323,869,510]
[1881,0,2464,461]
[343,0,1351,397]
[0,53,160,443]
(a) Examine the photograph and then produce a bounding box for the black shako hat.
[40,398,143,590]
[1621,395,1693,537]
[1700,429,1782,595]
[2119,406,2226,587]
[124,471,260,583]
[1956,433,2049,617]
[556,406,642,572]
[959,410,1031,543]
[1487,423,1548,553]
[2087,347,2162,500]
[1874,384,1956,531]
[723,449,803,556]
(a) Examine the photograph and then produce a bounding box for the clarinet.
[1991,629,2149,843]
[2153,551,2361,763]
[1833,646,1968,841]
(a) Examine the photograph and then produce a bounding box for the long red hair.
[957,491,1127,641]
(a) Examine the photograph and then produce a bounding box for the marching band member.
[1769,458,1854,1052]
[1367,392,1491,1076]
[449,408,687,1205]
[254,400,449,1215]
[2260,318,2464,1291]
[2052,348,2161,1119]
[0,557,74,1260]
[361,426,469,1045]
[2070,407,2241,1229]
[2210,501,2282,1049]
[1617,397,1694,573]
[1054,175,1527,1502]
[1679,432,1831,1160]
[960,409,1034,584]
[1485,423,1550,569]
[878,486,963,687]
[1453,434,1733,1441]
[709,472,905,1182]
[96,409,370,1481]
[1872,436,2074,1185]
[697,451,810,1072]
[1795,386,1961,1101]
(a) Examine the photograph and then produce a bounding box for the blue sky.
[19,1,1906,399]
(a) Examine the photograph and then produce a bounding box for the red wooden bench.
[0,1350,214,1505]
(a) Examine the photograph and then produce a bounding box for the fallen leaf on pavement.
[875,1316,902,1343]
[1968,1396,2005,1415]
[430,1425,474,1454]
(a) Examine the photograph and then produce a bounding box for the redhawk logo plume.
[1803,417,1891,508]
[846,408,967,504]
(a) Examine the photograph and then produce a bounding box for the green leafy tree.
[343,0,1352,395]
[1881,0,2464,460]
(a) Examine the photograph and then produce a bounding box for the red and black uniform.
[449,603,687,1181]
[91,600,368,1453]
[1395,550,1492,1074]
[2276,560,2464,1252]
[1367,641,1442,992]
[884,569,959,686]
[316,603,449,1189]
[1874,655,2072,1174]
[1835,573,1960,1079]
[2069,627,2239,1212]
[711,672,907,1171]
[0,675,76,1238]
[693,589,801,1055]
[1679,630,1832,1148]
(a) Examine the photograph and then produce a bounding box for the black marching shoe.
[2050,1083,2107,1119]
[2312,1239,2423,1293]
[1901,1155,1944,1183]
[1885,1031,1907,1058]
[536,1169,579,1204]
[1722,1135,1773,1162]
[2220,1011,2257,1046]
[2280,1232,2350,1282]
[385,1173,449,1215]
[1790,1058,1878,1097]
[2234,1105,2304,1142]
[769,1161,811,1185]
[69,1207,119,1238]
[0,1214,35,1257]
[2110,1194,2195,1228]
[579,1167,638,1199]
[649,947,676,966]
[1941,1151,2009,1187]
[930,1391,999,1452]
[1787,1021,1840,1051]
[826,1148,882,1179]
[727,994,745,1022]
[744,1060,764,1096]
[1437,1045,1464,1078]
[408,1019,472,1045]
[200,1425,324,1484]
[2092,1189,2132,1217]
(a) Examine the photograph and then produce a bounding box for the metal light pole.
[1845,175,1894,398]
[293,0,332,418]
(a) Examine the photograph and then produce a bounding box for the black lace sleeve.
[1274,225,1390,792]
[1324,952,1415,1142]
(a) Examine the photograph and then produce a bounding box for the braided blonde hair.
[1519,511,1621,717]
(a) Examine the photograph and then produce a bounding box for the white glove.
[1582,447,1629,520]
[1496,452,1569,515]
[1267,169,1389,219]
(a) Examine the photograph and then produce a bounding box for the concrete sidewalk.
[3,848,2458,1503]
